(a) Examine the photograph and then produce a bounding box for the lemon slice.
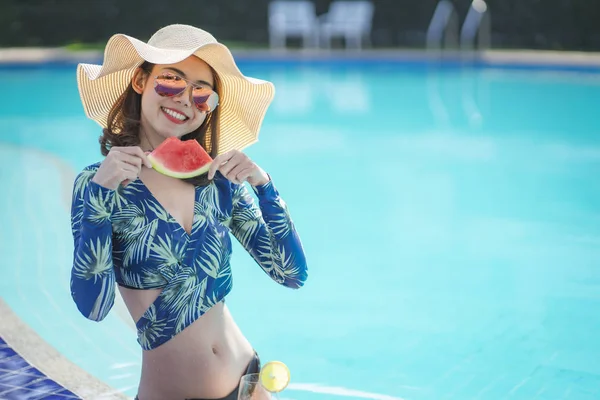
[259,361,290,393]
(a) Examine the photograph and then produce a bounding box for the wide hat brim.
[77,24,275,154]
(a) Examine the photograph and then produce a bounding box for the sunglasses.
[153,72,219,113]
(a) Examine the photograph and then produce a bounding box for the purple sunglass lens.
[193,92,219,112]
[155,82,186,97]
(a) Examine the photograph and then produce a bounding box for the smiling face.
[132,56,216,149]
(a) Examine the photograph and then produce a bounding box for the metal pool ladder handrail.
[426,0,460,50]
[460,0,491,50]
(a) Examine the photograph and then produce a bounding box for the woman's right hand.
[91,146,153,190]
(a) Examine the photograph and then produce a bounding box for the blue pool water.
[1,59,600,399]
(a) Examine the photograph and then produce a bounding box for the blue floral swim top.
[69,163,308,350]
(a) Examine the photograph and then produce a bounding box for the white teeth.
[162,107,187,121]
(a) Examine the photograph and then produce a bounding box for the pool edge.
[1,48,600,71]
[0,297,129,400]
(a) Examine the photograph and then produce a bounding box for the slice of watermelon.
[148,137,213,179]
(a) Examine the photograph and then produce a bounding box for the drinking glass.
[237,373,279,400]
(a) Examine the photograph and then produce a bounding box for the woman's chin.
[153,120,201,140]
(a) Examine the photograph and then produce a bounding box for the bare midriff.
[119,286,255,400]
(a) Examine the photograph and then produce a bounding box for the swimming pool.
[1,56,600,399]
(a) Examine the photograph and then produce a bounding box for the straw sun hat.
[77,24,275,154]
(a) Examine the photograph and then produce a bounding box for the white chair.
[268,1,319,49]
[318,1,374,49]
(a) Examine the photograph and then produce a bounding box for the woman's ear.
[132,68,148,94]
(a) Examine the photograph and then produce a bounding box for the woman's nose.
[172,85,193,107]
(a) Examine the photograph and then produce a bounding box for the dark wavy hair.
[99,61,220,186]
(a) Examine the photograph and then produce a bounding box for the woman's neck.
[139,127,161,152]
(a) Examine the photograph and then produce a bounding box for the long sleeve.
[70,167,117,321]
[229,179,308,288]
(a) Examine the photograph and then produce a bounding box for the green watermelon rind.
[148,155,212,179]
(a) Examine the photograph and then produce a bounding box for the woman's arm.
[70,148,150,320]
[229,179,308,288]
[70,166,117,321]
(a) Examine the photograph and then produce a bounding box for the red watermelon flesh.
[148,137,213,179]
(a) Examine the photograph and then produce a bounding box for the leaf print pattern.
[151,234,187,272]
[120,267,165,289]
[70,166,116,321]
[198,182,221,214]
[194,233,228,279]
[192,201,210,231]
[73,169,96,199]
[230,207,261,247]
[173,277,207,334]
[70,165,307,350]
[137,305,168,350]
[85,186,114,224]
[113,202,159,267]
[73,237,113,281]
[265,208,293,239]
[145,199,171,222]
[121,219,159,267]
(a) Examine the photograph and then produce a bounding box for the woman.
[70,24,308,400]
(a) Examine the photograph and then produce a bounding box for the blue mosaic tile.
[0,335,81,399]
[0,387,53,399]
[0,384,75,399]
[0,365,45,381]
[0,354,30,371]
[54,388,80,397]
[0,381,17,392]
[0,346,17,359]
[0,370,44,386]
[23,377,64,393]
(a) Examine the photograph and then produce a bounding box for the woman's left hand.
[207,149,270,186]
